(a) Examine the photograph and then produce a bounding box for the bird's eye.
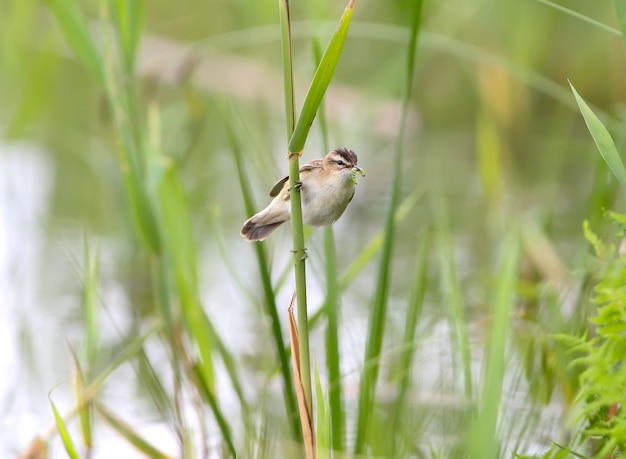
[336,160,346,166]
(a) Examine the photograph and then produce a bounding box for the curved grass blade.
[44,0,104,85]
[389,230,430,457]
[82,235,99,377]
[227,114,301,439]
[288,293,315,459]
[100,3,161,256]
[95,402,172,459]
[469,228,520,458]
[112,0,144,74]
[432,192,473,398]
[314,35,344,453]
[534,0,621,36]
[288,0,355,154]
[148,104,216,394]
[615,0,626,44]
[314,362,330,459]
[354,0,424,452]
[285,0,356,430]
[84,321,163,402]
[570,81,626,191]
[191,362,237,457]
[70,349,92,452]
[49,395,79,459]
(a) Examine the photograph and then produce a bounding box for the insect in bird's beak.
[350,166,365,185]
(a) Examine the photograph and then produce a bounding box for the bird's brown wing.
[268,159,324,197]
[299,159,323,173]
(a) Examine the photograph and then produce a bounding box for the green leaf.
[570,81,626,191]
[314,362,330,459]
[82,235,99,373]
[278,0,296,137]
[535,0,621,36]
[354,0,425,453]
[70,349,92,450]
[614,0,626,45]
[45,0,104,85]
[84,321,162,402]
[112,0,143,73]
[95,402,172,459]
[227,109,300,440]
[154,155,216,387]
[389,230,430,457]
[288,0,355,154]
[49,393,80,459]
[469,227,520,459]
[191,362,237,457]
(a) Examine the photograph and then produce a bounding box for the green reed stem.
[314,35,344,451]
[354,0,424,453]
[279,0,313,418]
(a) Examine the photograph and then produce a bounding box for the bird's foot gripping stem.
[290,247,308,261]
[289,180,303,192]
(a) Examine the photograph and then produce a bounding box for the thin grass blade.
[288,293,315,459]
[135,351,176,424]
[45,0,104,84]
[615,0,626,43]
[354,0,424,452]
[433,193,473,398]
[314,362,330,459]
[390,230,430,456]
[95,402,172,459]
[148,105,215,393]
[112,0,143,74]
[469,228,520,458]
[278,0,296,136]
[190,362,237,457]
[84,321,162,402]
[570,81,626,191]
[314,35,344,453]
[49,395,79,459]
[227,114,301,439]
[70,349,92,452]
[99,1,161,256]
[82,235,99,377]
[534,0,621,36]
[340,186,423,290]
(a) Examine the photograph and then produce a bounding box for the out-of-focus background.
[2,0,626,457]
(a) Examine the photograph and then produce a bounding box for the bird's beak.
[352,165,366,177]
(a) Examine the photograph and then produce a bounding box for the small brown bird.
[241,147,364,241]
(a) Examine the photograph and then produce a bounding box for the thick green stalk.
[289,153,313,416]
[279,0,313,418]
[279,0,356,434]
[288,1,355,154]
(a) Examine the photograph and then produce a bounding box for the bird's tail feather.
[240,217,286,241]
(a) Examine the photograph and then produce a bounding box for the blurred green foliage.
[3,0,626,457]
